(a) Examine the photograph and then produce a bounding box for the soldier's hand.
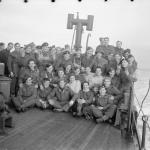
[40,85,44,90]
[10,72,14,77]
[19,83,23,88]
[69,100,74,106]
[110,96,114,101]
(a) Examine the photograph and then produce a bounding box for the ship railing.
[126,83,150,150]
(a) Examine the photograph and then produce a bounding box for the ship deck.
[0,108,138,150]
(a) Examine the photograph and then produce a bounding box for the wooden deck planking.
[0,109,137,150]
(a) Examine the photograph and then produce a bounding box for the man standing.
[0,42,13,76]
[8,43,21,96]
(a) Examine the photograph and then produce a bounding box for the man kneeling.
[48,79,77,112]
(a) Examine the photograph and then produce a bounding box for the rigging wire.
[137,79,150,116]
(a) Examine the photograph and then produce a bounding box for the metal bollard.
[141,115,148,150]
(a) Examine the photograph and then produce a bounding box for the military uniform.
[0,49,10,76]
[20,52,38,68]
[37,86,52,109]
[19,67,40,86]
[8,51,22,95]
[91,56,108,73]
[90,94,117,121]
[48,86,77,112]
[12,84,40,111]
[72,90,94,116]
[81,54,94,68]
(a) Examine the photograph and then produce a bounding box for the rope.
[138,80,150,116]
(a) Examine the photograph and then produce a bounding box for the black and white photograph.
[0,0,150,150]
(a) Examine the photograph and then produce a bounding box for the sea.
[134,69,150,149]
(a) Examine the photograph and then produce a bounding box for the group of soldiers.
[0,37,137,127]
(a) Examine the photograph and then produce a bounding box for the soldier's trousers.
[12,97,41,111]
[10,77,19,96]
[90,105,117,119]
[48,99,70,112]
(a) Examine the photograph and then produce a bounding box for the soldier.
[0,42,13,76]
[37,78,53,109]
[90,67,104,88]
[91,51,108,73]
[72,50,82,69]
[39,63,55,87]
[90,86,117,123]
[114,41,124,56]
[108,67,121,89]
[8,43,22,96]
[66,74,81,94]
[12,76,40,112]
[36,43,51,70]
[83,66,94,88]
[55,50,72,71]
[123,49,131,60]
[102,37,115,58]
[73,67,85,83]
[20,44,38,68]
[0,92,14,134]
[48,79,77,112]
[104,77,123,105]
[81,47,94,72]
[95,37,105,54]
[53,67,67,86]
[19,59,40,89]
[71,81,94,116]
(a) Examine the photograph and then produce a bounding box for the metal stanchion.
[141,115,148,150]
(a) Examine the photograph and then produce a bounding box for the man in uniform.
[8,43,22,96]
[48,79,77,112]
[0,42,13,76]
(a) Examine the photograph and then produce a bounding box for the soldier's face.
[7,43,13,50]
[70,76,75,83]
[86,67,91,74]
[96,68,102,76]
[104,38,109,45]
[29,61,36,69]
[66,65,71,72]
[128,57,134,64]
[116,41,122,48]
[93,87,98,93]
[26,77,32,85]
[59,80,65,89]
[122,60,128,68]
[44,81,50,88]
[15,44,20,51]
[96,52,102,58]
[99,87,106,96]
[25,46,32,53]
[64,53,70,60]
[46,66,53,73]
[75,68,80,75]
[83,83,89,91]
[58,70,64,77]
[42,46,49,51]
[109,70,115,77]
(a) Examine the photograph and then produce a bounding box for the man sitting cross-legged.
[12,76,40,112]
[48,79,77,112]
[90,86,117,123]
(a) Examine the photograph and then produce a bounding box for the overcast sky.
[0,0,150,69]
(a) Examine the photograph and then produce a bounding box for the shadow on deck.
[0,109,138,150]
